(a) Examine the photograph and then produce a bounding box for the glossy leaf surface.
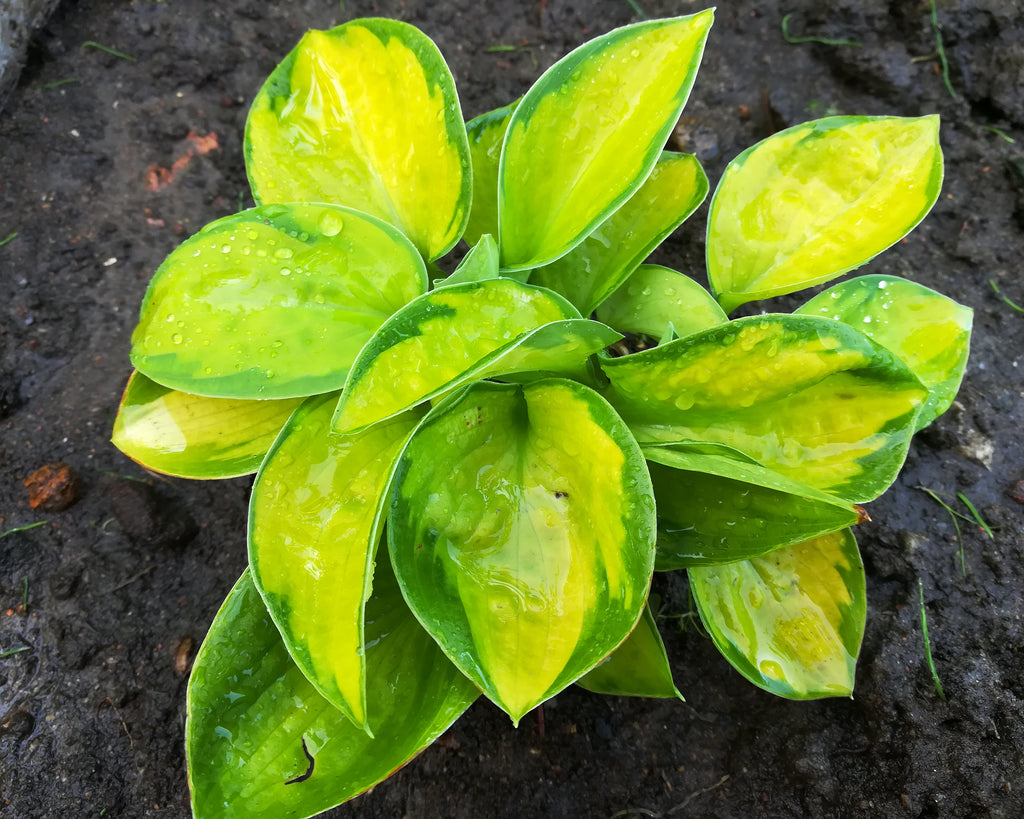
[131,204,426,400]
[464,101,518,248]
[577,604,681,699]
[689,529,866,699]
[245,19,471,260]
[644,443,858,569]
[439,233,500,287]
[187,567,478,818]
[332,278,619,435]
[249,393,422,730]
[596,264,727,342]
[708,116,943,313]
[602,315,928,501]
[112,371,302,479]
[499,12,713,270]
[531,152,708,314]
[389,379,656,723]
[796,275,972,430]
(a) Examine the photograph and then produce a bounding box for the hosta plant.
[112,11,972,817]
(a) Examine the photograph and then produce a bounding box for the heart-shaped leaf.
[131,204,426,400]
[531,152,708,315]
[249,393,423,731]
[643,443,859,569]
[245,19,471,260]
[796,275,972,430]
[596,264,727,343]
[111,371,302,479]
[187,566,478,818]
[577,603,682,699]
[464,101,518,248]
[388,379,656,724]
[601,314,928,502]
[707,115,943,313]
[689,528,866,699]
[331,278,620,435]
[499,11,714,270]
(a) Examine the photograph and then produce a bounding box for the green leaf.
[388,379,656,724]
[111,371,302,479]
[796,275,972,430]
[249,393,423,731]
[245,19,471,260]
[464,101,518,248]
[707,116,943,313]
[187,566,478,818]
[596,264,727,342]
[689,528,866,699]
[531,152,709,314]
[576,603,682,699]
[498,11,714,270]
[601,314,928,502]
[130,204,426,400]
[643,443,859,569]
[436,233,500,288]
[331,278,620,435]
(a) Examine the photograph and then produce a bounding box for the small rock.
[1008,480,1024,506]
[174,637,194,676]
[0,708,35,740]
[105,478,198,549]
[956,428,995,470]
[23,462,79,511]
[48,563,82,600]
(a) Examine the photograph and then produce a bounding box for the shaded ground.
[1,0,1023,816]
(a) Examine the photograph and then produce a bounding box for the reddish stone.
[23,462,79,511]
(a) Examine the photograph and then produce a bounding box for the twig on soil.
[609,809,658,818]
[105,565,155,593]
[781,15,862,47]
[624,0,649,19]
[989,280,1024,314]
[42,78,79,89]
[928,0,956,98]
[21,577,29,614]
[917,578,946,701]
[97,697,135,749]
[0,232,17,248]
[667,774,730,814]
[0,521,47,539]
[81,41,137,62]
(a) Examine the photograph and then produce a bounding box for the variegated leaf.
[388,379,656,724]
[689,529,866,699]
[707,116,943,312]
[249,393,423,731]
[245,19,471,260]
[112,371,301,479]
[499,12,714,270]
[131,204,426,400]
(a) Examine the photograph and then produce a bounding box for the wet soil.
[1,1,1023,817]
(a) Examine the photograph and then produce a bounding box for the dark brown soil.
[2,1,1023,817]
